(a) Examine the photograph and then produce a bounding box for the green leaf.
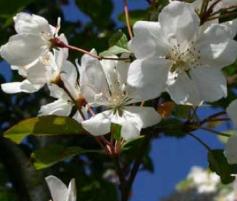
[122,135,145,153]
[100,31,130,56]
[4,116,85,144]
[111,123,121,141]
[159,119,187,138]
[172,105,193,119]
[108,31,128,48]
[100,46,130,56]
[141,155,154,173]
[118,10,148,26]
[208,149,235,184]
[32,144,100,169]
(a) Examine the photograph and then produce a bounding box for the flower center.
[106,70,129,108]
[167,42,201,73]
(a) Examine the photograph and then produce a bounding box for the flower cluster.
[1,1,237,146]
[1,0,237,199]
[163,166,237,201]
[0,1,237,143]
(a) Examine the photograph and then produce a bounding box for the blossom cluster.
[1,0,237,173]
[1,0,237,200]
[163,166,237,201]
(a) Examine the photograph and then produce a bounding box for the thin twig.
[113,156,128,201]
[52,37,131,61]
[188,133,212,151]
[200,127,232,137]
[124,0,133,39]
[200,111,226,125]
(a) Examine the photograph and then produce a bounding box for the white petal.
[39,99,72,116]
[124,106,161,128]
[110,112,140,140]
[45,176,68,201]
[222,19,237,39]
[127,58,169,101]
[73,111,84,123]
[14,12,51,35]
[100,58,117,78]
[66,179,77,201]
[227,99,237,128]
[26,60,48,85]
[130,21,168,59]
[1,80,42,93]
[190,67,227,102]
[61,60,79,99]
[81,110,112,136]
[0,34,47,66]
[79,53,109,104]
[225,135,237,164]
[198,24,237,68]
[111,106,160,140]
[116,60,129,84]
[159,1,200,45]
[11,65,27,77]
[48,84,69,100]
[167,72,202,105]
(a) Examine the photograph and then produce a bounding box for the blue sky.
[0,0,229,200]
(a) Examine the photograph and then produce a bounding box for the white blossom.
[188,166,220,193]
[38,56,85,122]
[127,1,237,105]
[225,99,237,164]
[191,0,237,36]
[0,12,60,67]
[1,34,70,94]
[45,175,76,201]
[79,51,161,140]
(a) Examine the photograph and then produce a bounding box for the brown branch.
[0,136,50,201]
[52,38,131,61]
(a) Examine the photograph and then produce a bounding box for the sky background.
[0,0,231,200]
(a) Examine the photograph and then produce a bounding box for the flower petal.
[159,1,200,45]
[130,21,167,59]
[127,58,169,101]
[222,19,237,39]
[111,113,141,140]
[47,84,69,100]
[45,176,68,201]
[81,110,112,136]
[0,34,47,66]
[167,72,201,105]
[111,106,160,140]
[226,99,237,128]
[80,52,109,104]
[66,179,77,201]
[39,99,72,116]
[190,67,227,102]
[26,60,49,85]
[1,80,42,93]
[124,106,161,128]
[198,24,237,68]
[14,12,51,35]
[225,135,237,164]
